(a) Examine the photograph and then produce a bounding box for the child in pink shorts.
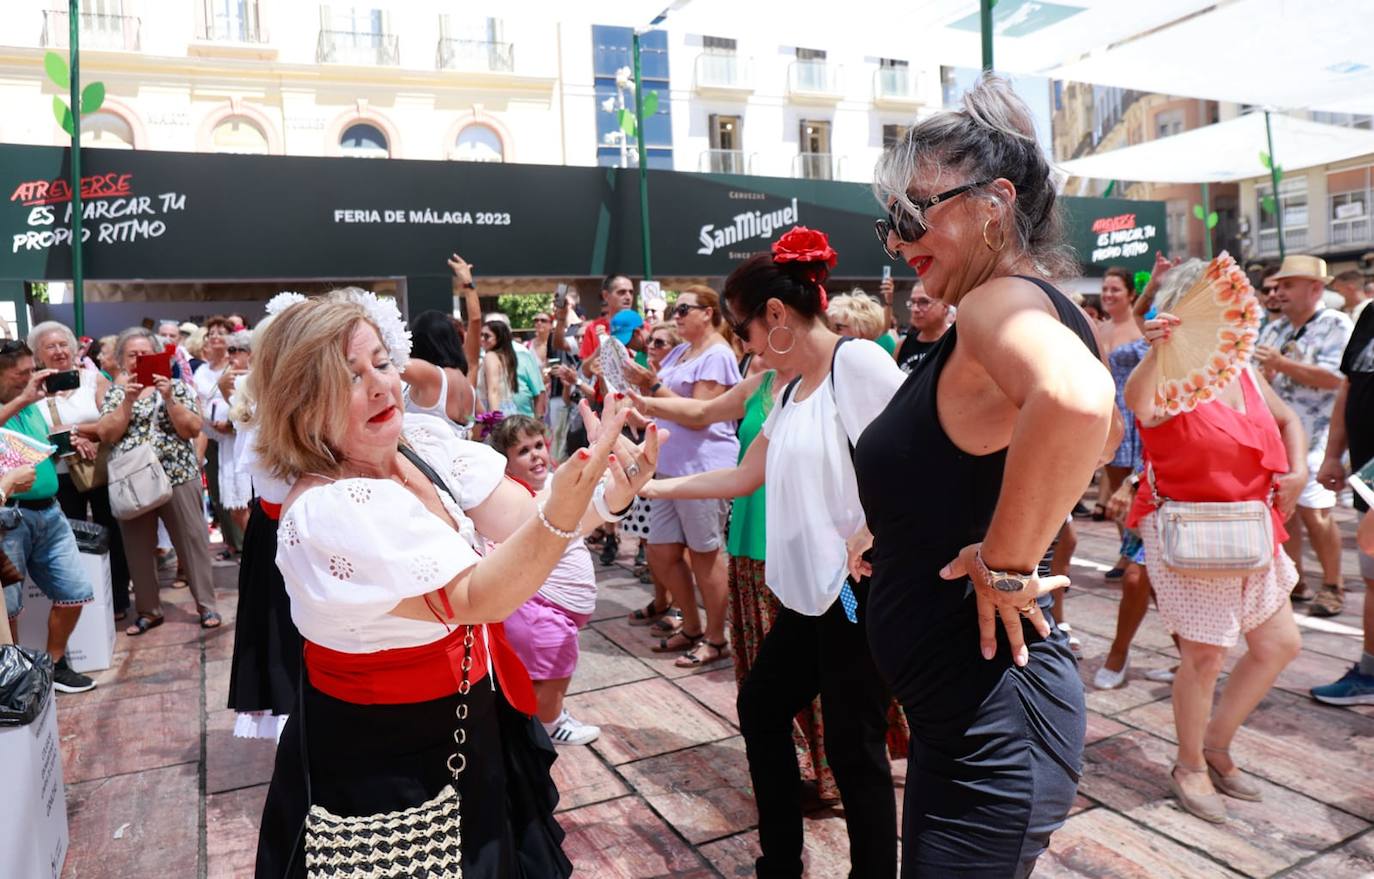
[492,416,601,745]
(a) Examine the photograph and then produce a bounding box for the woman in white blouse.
[29,321,128,617]
[640,235,905,878]
[251,293,657,879]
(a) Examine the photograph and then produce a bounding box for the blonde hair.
[827,292,887,341]
[249,295,382,480]
[649,321,680,346]
[185,326,207,359]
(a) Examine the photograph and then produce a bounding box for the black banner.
[2,144,1164,282]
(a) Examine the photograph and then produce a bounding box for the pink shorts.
[504,594,592,681]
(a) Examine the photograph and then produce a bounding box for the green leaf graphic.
[1207,211,1219,229]
[618,109,636,137]
[642,90,659,118]
[1193,204,1205,220]
[1259,151,1271,169]
[1260,195,1276,216]
[81,81,105,114]
[52,95,73,135]
[44,51,69,88]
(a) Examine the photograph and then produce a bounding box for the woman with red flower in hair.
[640,226,906,877]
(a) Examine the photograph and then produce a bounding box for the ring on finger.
[1018,600,1038,615]
[624,462,641,479]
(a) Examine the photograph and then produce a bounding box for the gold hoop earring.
[982,218,1006,253]
[767,325,796,356]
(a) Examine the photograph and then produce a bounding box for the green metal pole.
[980,0,995,71]
[68,0,85,337]
[632,31,652,280]
[1263,110,1285,259]
[1201,180,1212,260]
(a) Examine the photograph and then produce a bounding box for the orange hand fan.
[1152,251,1264,418]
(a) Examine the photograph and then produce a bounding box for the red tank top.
[1127,369,1289,546]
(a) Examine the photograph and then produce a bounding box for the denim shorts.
[1,501,93,617]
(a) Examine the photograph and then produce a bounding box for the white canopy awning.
[1057,112,1374,183]
[1039,0,1374,113]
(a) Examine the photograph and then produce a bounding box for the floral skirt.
[728,555,909,802]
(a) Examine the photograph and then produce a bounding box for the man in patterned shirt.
[1256,255,1355,616]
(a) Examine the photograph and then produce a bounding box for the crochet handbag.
[1148,464,1274,579]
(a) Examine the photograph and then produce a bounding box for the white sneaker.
[1093,655,1129,690]
[545,711,600,746]
[1145,667,1177,684]
[1059,622,1083,659]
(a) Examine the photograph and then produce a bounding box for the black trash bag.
[68,519,110,555]
[0,645,54,727]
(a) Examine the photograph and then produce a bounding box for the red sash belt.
[259,499,282,521]
[304,621,537,715]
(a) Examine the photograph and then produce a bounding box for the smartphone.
[881,265,892,282]
[554,283,569,312]
[48,429,74,457]
[43,370,81,393]
[135,351,173,386]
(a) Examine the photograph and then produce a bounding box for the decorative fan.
[0,428,55,473]
[599,335,631,395]
[1152,251,1264,418]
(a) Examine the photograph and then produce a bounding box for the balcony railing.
[699,150,750,174]
[1257,225,1309,255]
[41,11,140,51]
[201,8,263,43]
[787,61,842,99]
[873,67,918,105]
[793,152,835,181]
[695,52,751,93]
[437,38,514,73]
[1330,191,1373,248]
[317,29,399,66]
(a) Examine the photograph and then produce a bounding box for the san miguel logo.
[10,172,187,252]
[697,197,799,256]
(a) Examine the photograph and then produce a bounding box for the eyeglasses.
[227,347,247,355]
[673,303,707,318]
[649,338,671,349]
[727,302,765,338]
[910,297,938,310]
[533,317,550,323]
[874,180,992,259]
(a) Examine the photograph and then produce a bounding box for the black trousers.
[737,580,897,879]
[54,472,130,614]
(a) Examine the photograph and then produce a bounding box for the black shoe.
[1071,502,1092,519]
[634,543,646,567]
[52,656,96,694]
[599,535,620,566]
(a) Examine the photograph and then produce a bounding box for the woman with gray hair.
[852,73,1118,875]
[97,326,218,634]
[1122,259,1305,823]
[28,320,130,618]
[209,330,254,537]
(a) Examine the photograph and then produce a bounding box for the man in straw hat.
[1256,255,1355,617]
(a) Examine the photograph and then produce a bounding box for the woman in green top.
[635,359,913,801]
[477,320,546,418]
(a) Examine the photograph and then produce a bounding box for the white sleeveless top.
[403,369,472,440]
[275,414,505,653]
[759,339,905,616]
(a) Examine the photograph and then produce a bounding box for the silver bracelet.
[593,482,626,522]
[536,504,581,541]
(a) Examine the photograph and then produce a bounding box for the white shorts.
[1299,448,1337,510]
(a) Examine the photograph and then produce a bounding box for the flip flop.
[200,611,223,629]
[125,614,164,637]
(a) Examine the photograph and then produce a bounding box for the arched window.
[210,115,269,154]
[451,123,504,162]
[80,111,134,149]
[340,122,389,158]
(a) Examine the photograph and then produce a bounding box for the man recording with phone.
[0,341,96,694]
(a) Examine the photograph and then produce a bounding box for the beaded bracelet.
[537,504,581,541]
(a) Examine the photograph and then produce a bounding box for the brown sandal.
[676,639,730,668]
[652,630,702,653]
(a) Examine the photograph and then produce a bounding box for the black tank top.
[854,276,1100,726]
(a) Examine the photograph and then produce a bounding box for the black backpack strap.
[779,375,802,409]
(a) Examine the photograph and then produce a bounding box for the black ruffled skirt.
[227,503,300,715]
[254,670,571,878]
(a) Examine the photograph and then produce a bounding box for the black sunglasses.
[673,303,707,318]
[728,302,766,338]
[227,346,247,355]
[648,338,671,348]
[874,180,992,259]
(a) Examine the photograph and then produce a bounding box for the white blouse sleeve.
[402,413,506,508]
[276,479,481,608]
[833,339,906,446]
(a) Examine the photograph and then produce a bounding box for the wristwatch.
[461,281,476,290]
[974,548,1036,593]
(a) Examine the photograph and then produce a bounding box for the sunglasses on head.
[673,303,707,318]
[874,180,992,259]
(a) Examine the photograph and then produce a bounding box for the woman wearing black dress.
[851,74,1118,877]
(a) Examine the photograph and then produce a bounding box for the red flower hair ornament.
[771,226,838,311]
